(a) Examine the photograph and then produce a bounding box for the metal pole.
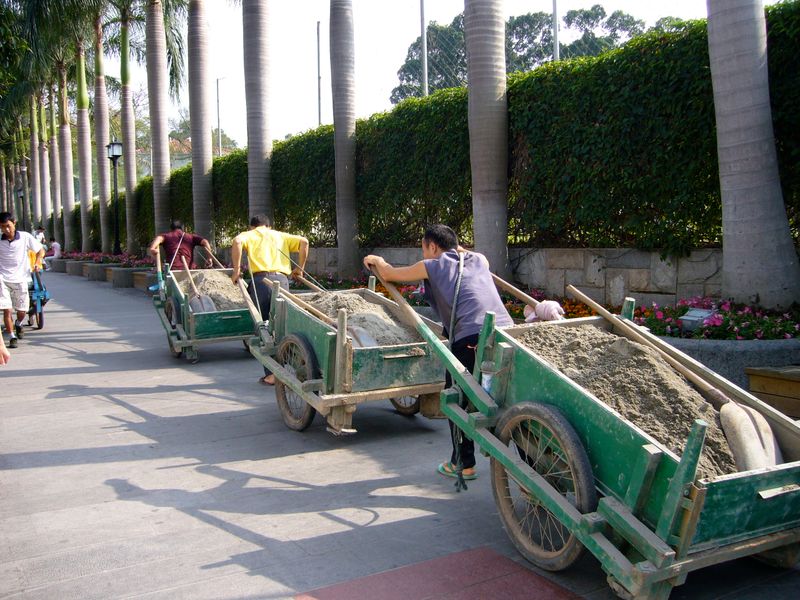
[112,157,120,254]
[216,77,222,157]
[317,21,322,126]
[552,0,559,61]
[420,0,428,96]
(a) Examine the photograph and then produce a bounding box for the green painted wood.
[350,343,443,392]
[598,497,676,568]
[624,444,663,517]
[691,462,800,548]
[190,309,254,339]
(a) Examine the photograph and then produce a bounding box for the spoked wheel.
[390,396,420,416]
[166,334,183,359]
[164,297,179,328]
[32,308,43,330]
[275,334,318,431]
[491,402,597,571]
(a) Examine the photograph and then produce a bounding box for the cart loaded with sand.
[241,275,447,434]
[360,274,800,600]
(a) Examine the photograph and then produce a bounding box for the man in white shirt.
[44,237,61,271]
[0,212,44,348]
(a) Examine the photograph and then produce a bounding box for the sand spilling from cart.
[306,292,422,346]
[517,324,736,478]
[178,270,246,312]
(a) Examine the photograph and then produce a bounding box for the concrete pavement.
[1,272,798,599]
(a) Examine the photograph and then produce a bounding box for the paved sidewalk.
[1,273,798,599]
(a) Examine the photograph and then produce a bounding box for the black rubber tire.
[491,402,597,571]
[390,396,420,416]
[275,334,318,431]
[33,309,43,330]
[164,297,179,328]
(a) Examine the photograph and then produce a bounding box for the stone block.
[677,284,705,301]
[578,286,605,305]
[628,268,651,292]
[606,270,628,306]
[704,282,722,298]
[50,258,68,273]
[604,248,651,269]
[512,249,547,289]
[651,256,677,292]
[565,269,584,287]
[81,263,90,277]
[133,271,156,291]
[634,292,677,309]
[545,269,565,297]
[86,263,107,282]
[65,260,90,276]
[584,252,606,287]
[111,267,148,288]
[547,249,583,270]
[677,249,722,284]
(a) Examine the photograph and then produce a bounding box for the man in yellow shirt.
[231,214,309,385]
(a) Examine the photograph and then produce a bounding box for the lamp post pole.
[106,139,123,254]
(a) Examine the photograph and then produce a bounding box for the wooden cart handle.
[237,278,263,324]
[491,273,540,307]
[205,248,227,269]
[296,275,325,293]
[181,256,201,297]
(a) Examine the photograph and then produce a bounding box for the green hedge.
[123,2,799,255]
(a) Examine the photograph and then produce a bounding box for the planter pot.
[50,258,68,273]
[659,336,800,390]
[104,266,115,280]
[132,270,157,292]
[111,267,150,288]
[81,263,91,277]
[65,260,91,276]
[86,263,108,282]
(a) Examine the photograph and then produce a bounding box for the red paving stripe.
[296,546,579,600]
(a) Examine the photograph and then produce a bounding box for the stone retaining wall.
[304,247,722,306]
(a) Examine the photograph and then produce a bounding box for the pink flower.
[737,336,744,340]
[786,333,793,339]
[656,310,664,320]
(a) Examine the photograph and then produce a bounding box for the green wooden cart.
[378,279,800,599]
[245,280,445,434]
[152,268,255,363]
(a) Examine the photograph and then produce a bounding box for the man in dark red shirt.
[148,220,213,270]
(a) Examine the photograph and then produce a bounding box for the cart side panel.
[495,327,678,531]
[189,309,254,339]
[690,463,800,549]
[350,343,444,392]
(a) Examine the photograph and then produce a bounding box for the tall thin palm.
[464,0,510,278]
[93,9,112,252]
[706,0,800,308]
[29,96,41,226]
[37,94,51,234]
[242,0,271,220]
[330,0,358,278]
[47,85,62,245]
[189,0,213,242]
[76,34,94,251]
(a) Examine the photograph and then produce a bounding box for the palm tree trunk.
[189,0,214,242]
[38,96,52,237]
[707,0,800,308]
[76,41,93,252]
[59,64,76,251]
[0,158,7,213]
[94,14,112,253]
[120,11,138,254]
[48,85,62,246]
[242,0,272,220]
[464,0,510,278]
[330,0,359,278]
[29,97,41,227]
[147,0,172,236]
[17,161,31,232]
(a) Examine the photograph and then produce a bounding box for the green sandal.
[438,462,477,480]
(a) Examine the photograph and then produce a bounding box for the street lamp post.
[16,188,24,230]
[106,138,123,254]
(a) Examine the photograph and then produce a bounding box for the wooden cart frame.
[153,268,255,363]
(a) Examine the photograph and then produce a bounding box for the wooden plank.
[747,391,800,419]
[746,365,800,383]
[748,377,800,400]
[624,444,662,517]
[319,382,443,405]
[597,497,676,568]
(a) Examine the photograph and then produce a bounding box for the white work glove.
[524,300,565,322]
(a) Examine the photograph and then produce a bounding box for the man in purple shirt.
[364,224,514,482]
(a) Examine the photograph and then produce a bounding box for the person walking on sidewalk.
[230,214,309,385]
[0,212,44,349]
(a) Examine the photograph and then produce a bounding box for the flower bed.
[62,251,155,269]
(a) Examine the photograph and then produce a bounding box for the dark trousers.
[447,334,479,469]
[248,272,289,375]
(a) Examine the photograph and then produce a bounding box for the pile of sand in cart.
[306,291,422,346]
[178,269,246,312]
[517,324,736,478]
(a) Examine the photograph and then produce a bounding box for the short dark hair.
[0,212,14,224]
[250,214,272,227]
[169,220,184,231]
[49,237,56,242]
[423,224,458,251]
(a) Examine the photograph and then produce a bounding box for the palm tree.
[75,34,94,251]
[48,84,62,245]
[37,94,51,235]
[146,0,174,236]
[93,9,112,252]
[329,0,358,278]
[242,0,271,220]
[706,0,800,308]
[464,0,510,278]
[57,55,77,251]
[29,96,41,226]
[188,0,213,242]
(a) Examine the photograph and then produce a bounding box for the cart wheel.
[32,308,44,330]
[491,402,597,571]
[275,334,318,431]
[164,297,179,328]
[166,334,183,359]
[390,396,420,416]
